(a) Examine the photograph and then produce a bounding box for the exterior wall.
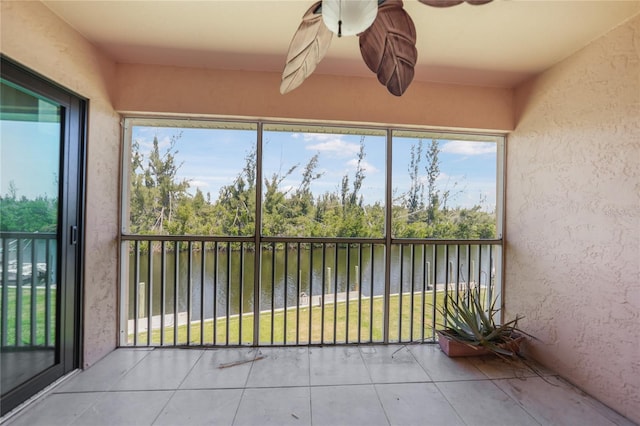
[115,64,514,132]
[1,1,120,367]
[506,15,640,422]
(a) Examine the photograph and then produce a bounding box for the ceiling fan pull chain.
[338,0,342,37]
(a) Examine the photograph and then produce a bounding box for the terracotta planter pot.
[436,330,524,357]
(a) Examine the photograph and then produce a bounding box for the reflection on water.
[127,243,495,320]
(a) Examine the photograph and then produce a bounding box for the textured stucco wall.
[115,63,514,132]
[1,1,120,367]
[506,15,640,422]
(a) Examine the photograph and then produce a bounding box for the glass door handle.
[70,225,78,245]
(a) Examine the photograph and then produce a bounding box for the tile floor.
[2,345,634,426]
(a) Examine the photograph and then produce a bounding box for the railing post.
[147,241,153,347]
[431,247,437,341]
[239,242,244,345]
[173,241,179,346]
[187,241,193,345]
[30,238,37,345]
[134,240,140,346]
[1,237,9,347]
[199,241,205,345]
[16,238,23,346]
[45,238,52,347]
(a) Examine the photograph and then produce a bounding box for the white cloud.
[435,171,453,182]
[417,171,456,184]
[134,135,172,157]
[307,139,360,157]
[346,158,378,173]
[441,141,496,156]
[190,180,209,188]
[302,133,336,142]
[281,184,295,195]
[303,134,360,157]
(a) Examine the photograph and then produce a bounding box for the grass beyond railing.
[1,233,57,348]
[129,291,450,346]
[1,286,56,347]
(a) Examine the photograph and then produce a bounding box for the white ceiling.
[42,0,640,88]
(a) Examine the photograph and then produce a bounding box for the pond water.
[127,243,497,320]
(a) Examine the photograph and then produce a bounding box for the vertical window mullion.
[383,129,393,344]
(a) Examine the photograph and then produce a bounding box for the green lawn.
[129,291,449,346]
[1,285,56,346]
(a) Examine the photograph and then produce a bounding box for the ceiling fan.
[280,0,492,96]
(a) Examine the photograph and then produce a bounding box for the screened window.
[122,119,503,240]
[391,131,502,239]
[262,124,386,238]
[124,119,257,236]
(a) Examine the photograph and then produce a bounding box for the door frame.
[0,55,86,416]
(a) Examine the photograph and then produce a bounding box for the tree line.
[0,182,57,232]
[127,134,496,239]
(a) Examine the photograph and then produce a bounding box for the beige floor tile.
[376,383,464,426]
[311,385,388,426]
[360,345,431,383]
[494,376,630,426]
[437,380,540,426]
[309,346,371,385]
[71,391,173,426]
[181,347,258,389]
[6,393,100,426]
[111,348,203,390]
[233,387,311,426]
[154,389,243,426]
[245,347,309,387]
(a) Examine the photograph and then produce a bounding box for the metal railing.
[0,232,57,349]
[120,235,501,347]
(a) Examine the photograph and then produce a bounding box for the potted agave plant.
[436,287,529,357]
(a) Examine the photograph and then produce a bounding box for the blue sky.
[1,120,60,200]
[131,125,498,211]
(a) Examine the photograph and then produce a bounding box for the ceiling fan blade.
[418,0,464,7]
[465,0,493,4]
[359,0,417,96]
[419,0,492,6]
[280,2,333,94]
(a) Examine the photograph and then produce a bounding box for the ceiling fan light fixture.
[282,0,494,95]
[322,0,379,37]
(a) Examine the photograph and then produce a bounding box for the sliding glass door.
[0,57,85,415]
